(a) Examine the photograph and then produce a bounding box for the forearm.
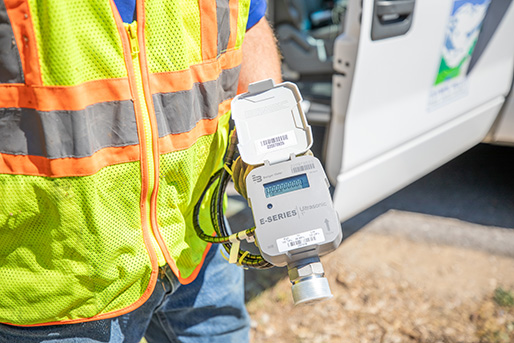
[237,17,282,94]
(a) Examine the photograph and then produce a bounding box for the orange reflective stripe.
[158,99,231,155]
[227,0,239,50]
[0,51,241,112]
[5,0,41,86]
[0,144,140,177]
[200,0,217,61]
[149,48,242,94]
[0,78,132,111]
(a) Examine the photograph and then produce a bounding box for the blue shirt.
[114,0,266,29]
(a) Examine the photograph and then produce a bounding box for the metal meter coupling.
[232,79,343,305]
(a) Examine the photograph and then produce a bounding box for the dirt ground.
[246,210,514,343]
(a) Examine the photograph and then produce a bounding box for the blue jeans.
[0,245,250,343]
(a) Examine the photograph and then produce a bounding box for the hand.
[231,156,259,200]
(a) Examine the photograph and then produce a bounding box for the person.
[0,0,281,342]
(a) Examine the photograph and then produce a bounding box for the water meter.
[231,79,342,305]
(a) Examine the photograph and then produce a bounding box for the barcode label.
[276,228,325,253]
[261,134,288,147]
[256,131,297,154]
[291,163,316,174]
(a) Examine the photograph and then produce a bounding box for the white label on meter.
[255,130,297,155]
[276,228,325,253]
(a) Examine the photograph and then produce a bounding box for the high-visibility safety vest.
[0,0,250,326]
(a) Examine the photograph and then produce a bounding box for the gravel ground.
[246,210,514,343]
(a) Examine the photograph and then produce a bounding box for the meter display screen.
[263,173,310,198]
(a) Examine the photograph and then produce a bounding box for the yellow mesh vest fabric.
[144,0,202,73]
[236,0,251,49]
[0,0,251,325]
[146,0,250,279]
[157,114,231,278]
[28,0,127,86]
[0,162,152,324]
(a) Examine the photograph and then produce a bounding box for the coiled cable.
[193,129,274,269]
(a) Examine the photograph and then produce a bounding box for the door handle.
[376,0,415,17]
[371,0,416,40]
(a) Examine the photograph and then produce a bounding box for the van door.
[326,0,514,221]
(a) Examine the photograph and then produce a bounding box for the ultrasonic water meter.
[231,79,342,305]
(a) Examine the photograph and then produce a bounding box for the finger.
[232,157,245,196]
[239,161,251,199]
[241,162,258,200]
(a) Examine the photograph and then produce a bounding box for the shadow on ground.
[343,143,514,238]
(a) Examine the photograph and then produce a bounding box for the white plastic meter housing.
[231,79,313,165]
[245,154,342,266]
[231,79,342,305]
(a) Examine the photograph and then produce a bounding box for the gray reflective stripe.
[216,0,231,55]
[0,100,138,159]
[0,0,24,83]
[153,65,240,138]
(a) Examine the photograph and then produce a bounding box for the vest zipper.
[126,22,166,266]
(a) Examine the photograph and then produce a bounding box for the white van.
[269,0,514,222]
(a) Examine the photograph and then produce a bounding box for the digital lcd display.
[263,173,310,198]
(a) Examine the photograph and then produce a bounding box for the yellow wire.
[220,248,230,262]
[223,163,233,176]
[238,250,250,266]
